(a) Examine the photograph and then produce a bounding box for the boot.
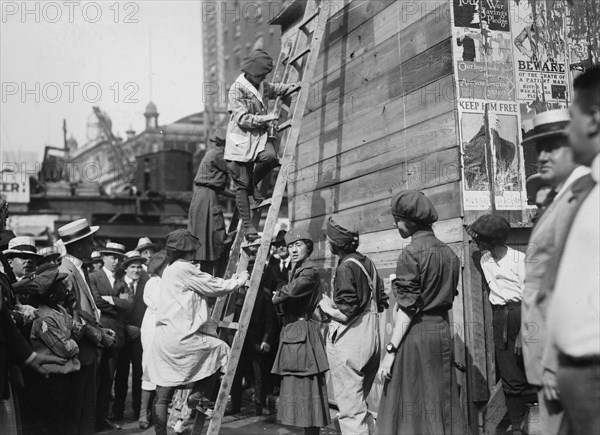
[138,389,152,429]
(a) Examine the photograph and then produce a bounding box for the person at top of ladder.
[318,215,388,434]
[224,49,300,242]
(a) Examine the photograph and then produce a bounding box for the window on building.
[235,24,241,39]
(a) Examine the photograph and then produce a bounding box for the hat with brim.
[271,230,287,246]
[90,251,103,263]
[58,219,99,245]
[99,242,126,257]
[522,109,570,146]
[166,229,201,253]
[37,246,62,263]
[135,237,160,253]
[3,236,43,260]
[122,250,148,268]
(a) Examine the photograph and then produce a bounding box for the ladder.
[200,1,333,433]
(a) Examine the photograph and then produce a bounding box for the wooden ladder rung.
[299,10,320,32]
[290,47,311,68]
[218,321,239,330]
[278,120,292,131]
[241,239,262,250]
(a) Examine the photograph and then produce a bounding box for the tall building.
[202,1,283,134]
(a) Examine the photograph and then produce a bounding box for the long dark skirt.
[376,314,466,435]
[187,186,225,262]
[278,372,330,428]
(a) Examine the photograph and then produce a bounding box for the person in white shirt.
[467,214,534,434]
[546,64,600,435]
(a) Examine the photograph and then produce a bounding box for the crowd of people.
[0,49,598,435]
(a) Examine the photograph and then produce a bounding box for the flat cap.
[165,229,201,252]
[390,190,438,225]
[285,229,313,246]
[466,214,510,243]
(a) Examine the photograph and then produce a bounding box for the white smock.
[148,260,245,387]
[140,276,160,390]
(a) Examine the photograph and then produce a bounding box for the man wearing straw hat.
[113,250,148,422]
[89,242,127,430]
[3,236,42,281]
[58,218,114,435]
[520,109,591,434]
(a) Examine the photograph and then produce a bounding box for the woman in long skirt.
[271,230,330,435]
[376,191,466,434]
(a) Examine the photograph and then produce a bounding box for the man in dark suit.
[89,242,128,430]
[58,218,115,435]
[112,250,148,420]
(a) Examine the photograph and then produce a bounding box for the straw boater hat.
[99,242,126,257]
[37,246,62,263]
[2,236,42,260]
[90,251,103,263]
[57,218,99,245]
[122,250,148,268]
[522,109,570,146]
[135,237,160,253]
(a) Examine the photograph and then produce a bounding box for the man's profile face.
[140,248,155,259]
[102,254,120,273]
[536,137,577,186]
[9,255,37,278]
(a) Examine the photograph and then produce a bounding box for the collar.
[233,73,263,105]
[411,229,435,240]
[125,276,138,286]
[555,165,591,198]
[281,256,291,267]
[65,254,83,269]
[102,267,114,278]
[591,153,600,183]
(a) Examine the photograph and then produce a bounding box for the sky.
[1,1,204,162]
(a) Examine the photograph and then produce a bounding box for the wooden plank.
[309,217,464,262]
[304,38,454,137]
[296,74,456,163]
[462,239,491,403]
[289,111,457,195]
[291,182,462,237]
[481,381,507,435]
[451,270,471,428]
[398,1,450,63]
[290,147,460,223]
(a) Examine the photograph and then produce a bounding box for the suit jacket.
[125,274,149,329]
[225,74,297,163]
[522,172,595,385]
[90,269,132,348]
[60,257,102,366]
[263,256,291,293]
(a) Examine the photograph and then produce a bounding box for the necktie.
[541,188,558,208]
[127,281,136,298]
[280,260,285,272]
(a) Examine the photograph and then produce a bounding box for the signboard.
[1,151,32,204]
[449,0,583,211]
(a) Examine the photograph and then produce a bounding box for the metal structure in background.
[200,1,332,433]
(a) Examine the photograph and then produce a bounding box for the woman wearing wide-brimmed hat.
[148,230,248,435]
[271,229,330,435]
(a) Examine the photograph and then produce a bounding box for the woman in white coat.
[148,230,249,435]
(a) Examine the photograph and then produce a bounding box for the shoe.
[138,418,150,429]
[95,418,121,431]
[245,232,261,243]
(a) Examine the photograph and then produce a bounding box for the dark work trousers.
[114,338,143,417]
[230,343,270,411]
[492,302,532,430]
[557,358,600,435]
[69,360,97,435]
[96,347,119,422]
[226,141,278,235]
[153,372,220,435]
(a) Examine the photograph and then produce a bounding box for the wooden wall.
[285,0,479,427]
